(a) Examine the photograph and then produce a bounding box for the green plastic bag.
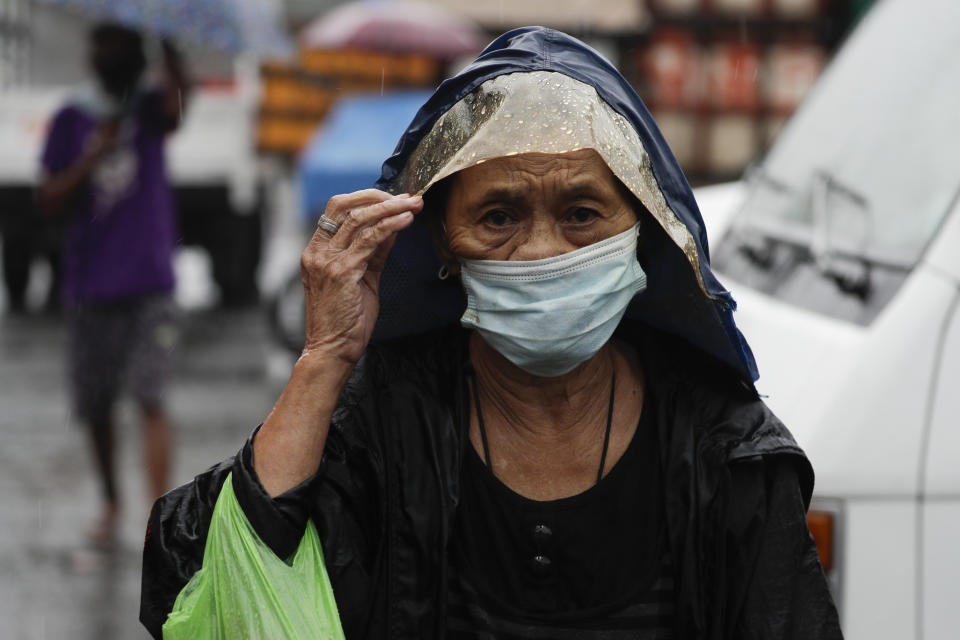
[162,473,346,639]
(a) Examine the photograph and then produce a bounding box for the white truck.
[695,0,960,637]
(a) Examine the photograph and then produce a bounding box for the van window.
[714,0,960,325]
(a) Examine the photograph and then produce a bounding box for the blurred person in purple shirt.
[37,23,190,548]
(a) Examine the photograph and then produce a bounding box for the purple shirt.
[41,90,177,302]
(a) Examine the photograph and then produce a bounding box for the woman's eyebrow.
[468,177,611,208]
[471,186,528,208]
[559,179,610,199]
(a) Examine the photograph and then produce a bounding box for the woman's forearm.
[253,350,355,497]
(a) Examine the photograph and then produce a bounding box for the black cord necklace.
[470,364,617,486]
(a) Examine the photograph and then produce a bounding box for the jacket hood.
[372,26,759,382]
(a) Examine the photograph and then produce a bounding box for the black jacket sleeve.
[140,355,387,640]
[231,429,317,559]
[139,455,233,639]
[728,458,843,639]
[138,429,319,639]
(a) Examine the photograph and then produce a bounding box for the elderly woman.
[141,28,841,639]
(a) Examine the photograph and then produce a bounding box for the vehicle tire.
[267,269,306,356]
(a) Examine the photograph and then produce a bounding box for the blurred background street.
[0,306,283,639]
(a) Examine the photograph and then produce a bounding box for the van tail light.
[807,498,844,616]
[807,510,835,572]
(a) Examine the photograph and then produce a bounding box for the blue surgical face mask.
[458,223,646,377]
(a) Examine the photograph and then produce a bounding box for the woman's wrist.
[294,346,356,388]
[270,347,356,426]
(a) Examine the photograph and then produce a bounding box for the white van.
[695,0,960,637]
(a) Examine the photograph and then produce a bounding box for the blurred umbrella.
[300,0,484,58]
[34,0,292,56]
[297,89,433,223]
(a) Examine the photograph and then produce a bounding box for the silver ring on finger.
[317,213,341,235]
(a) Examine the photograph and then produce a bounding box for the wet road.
[0,307,291,639]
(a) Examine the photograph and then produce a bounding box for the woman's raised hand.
[256,190,420,496]
[299,189,423,365]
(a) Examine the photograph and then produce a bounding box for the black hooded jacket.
[141,325,840,639]
[141,27,841,639]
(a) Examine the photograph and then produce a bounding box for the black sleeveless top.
[447,388,675,638]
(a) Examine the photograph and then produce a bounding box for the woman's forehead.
[450,149,618,196]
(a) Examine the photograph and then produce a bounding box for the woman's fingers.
[300,189,422,287]
[338,209,416,272]
[327,194,422,252]
[305,189,394,249]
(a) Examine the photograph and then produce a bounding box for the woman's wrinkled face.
[444,149,638,262]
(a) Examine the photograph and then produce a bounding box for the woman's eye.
[567,207,599,224]
[480,209,513,227]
